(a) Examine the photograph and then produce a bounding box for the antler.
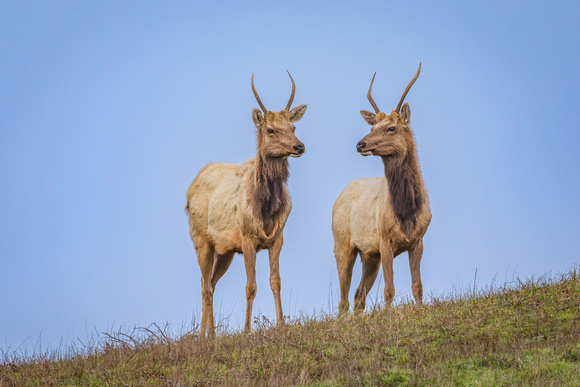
[285,70,295,111]
[367,72,380,114]
[251,74,267,113]
[395,63,421,113]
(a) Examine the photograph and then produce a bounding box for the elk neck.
[251,153,290,236]
[381,141,424,235]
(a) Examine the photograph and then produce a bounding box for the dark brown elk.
[186,72,307,337]
[332,64,431,313]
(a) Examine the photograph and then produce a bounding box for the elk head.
[251,71,307,158]
[356,64,421,159]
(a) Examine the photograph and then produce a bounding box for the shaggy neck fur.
[381,138,424,235]
[252,154,289,236]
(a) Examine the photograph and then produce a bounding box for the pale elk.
[185,72,307,338]
[332,64,431,313]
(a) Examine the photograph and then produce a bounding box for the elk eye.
[267,128,275,134]
[387,126,396,132]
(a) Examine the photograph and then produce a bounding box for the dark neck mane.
[381,147,424,235]
[253,155,289,236]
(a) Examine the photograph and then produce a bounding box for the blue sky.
[1,1,579,354]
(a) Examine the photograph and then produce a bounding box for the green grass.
[2,267,579,386]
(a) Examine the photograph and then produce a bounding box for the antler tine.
[251,73,267,113]
[285,70,295,111]
[395,63,421,113]
[367,72,380,114]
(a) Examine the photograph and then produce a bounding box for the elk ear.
[289,104,307,123]
[400,103,411,125]
[360,110,377,126]
[252,108,264,129]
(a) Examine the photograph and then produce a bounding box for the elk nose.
[356,141,366,153]
[293,143,305,154]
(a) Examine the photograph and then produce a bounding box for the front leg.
[242,237,257,333]
[268,232,284,326]
[380,239,395,307]
[408,239,424,305]
[354,252,380,311]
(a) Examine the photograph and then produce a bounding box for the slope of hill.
[2,267,579,386]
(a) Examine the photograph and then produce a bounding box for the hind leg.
[211,251,235,289]
[206,250,235,333]
[335,242,357,314]
[354,252,381,311]
[194,236,215,339]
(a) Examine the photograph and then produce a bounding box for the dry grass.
[1,267,579,386]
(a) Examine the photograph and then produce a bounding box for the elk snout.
[357,140,374,156]
[290,142,305,157]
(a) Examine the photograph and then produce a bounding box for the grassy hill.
[2,267,579,386]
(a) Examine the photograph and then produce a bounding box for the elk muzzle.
[356,140,374,156]
[290,142,305,158]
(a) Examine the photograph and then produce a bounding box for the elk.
[185,72,307,338]
[332,64,431,313]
